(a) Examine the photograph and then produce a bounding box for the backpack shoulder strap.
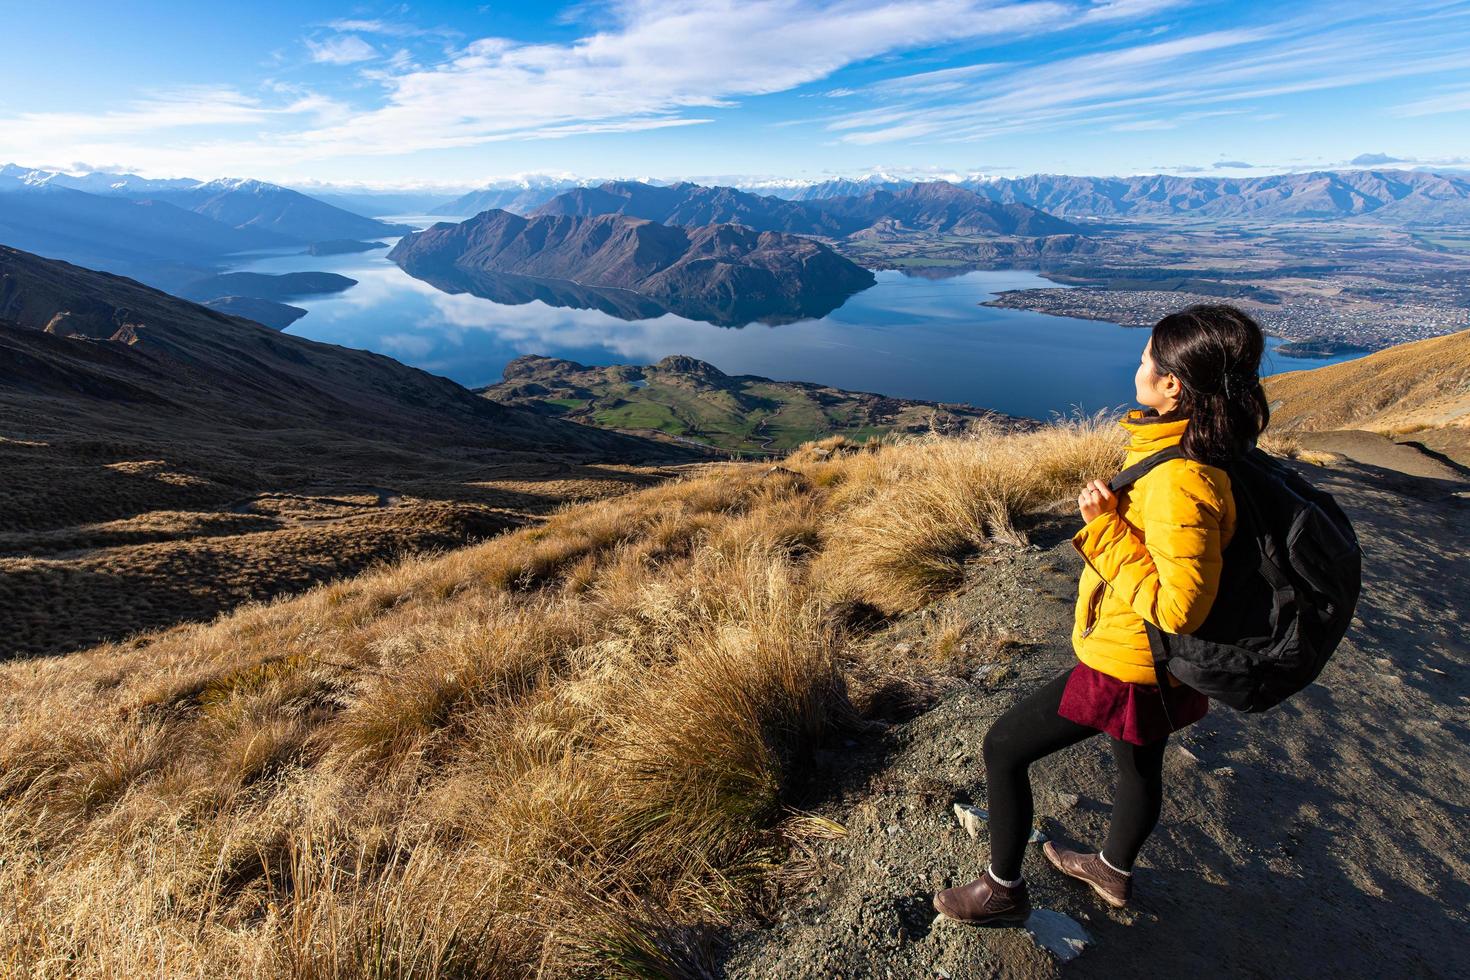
[1107,445,1186,494]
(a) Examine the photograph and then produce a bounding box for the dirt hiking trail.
[721,449,1470,978]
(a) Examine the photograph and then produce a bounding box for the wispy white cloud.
[477,117,717,141]
[319,18,463,43]
[865,63,1006,95]
[1079,0,1190,23]
[824,2,1470,144]
[2,87,294,140]
[1109,107,1248,130]
[1391,83,1470,116]
[288,1,1086,157]
[2,0,1462,181]
[828,26,1274,143]
[0,85,350,175]
[326,19,395,33]
[0,0,1171,173]
[305,35,379,65]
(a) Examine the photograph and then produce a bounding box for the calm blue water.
[233,217,1363,422]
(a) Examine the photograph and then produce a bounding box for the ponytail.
[1149,304,1270,467]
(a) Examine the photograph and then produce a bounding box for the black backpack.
[1106,444,1362,715]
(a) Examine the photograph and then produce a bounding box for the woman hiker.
[934,304,1271,925]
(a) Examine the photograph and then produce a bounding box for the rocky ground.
[719,442,1470,978]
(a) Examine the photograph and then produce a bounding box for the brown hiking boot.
[1043,841,1132,907]
[933,868,1032,926]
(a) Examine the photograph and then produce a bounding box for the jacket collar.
[1119,407,1189,456]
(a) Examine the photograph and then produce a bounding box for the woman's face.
[1136,337,1180,412]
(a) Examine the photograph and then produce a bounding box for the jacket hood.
[1118,407,1189,456]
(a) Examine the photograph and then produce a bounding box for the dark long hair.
[1149,304,1270,467]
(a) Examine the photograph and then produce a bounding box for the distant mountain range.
[141,178,412,242]
[429,174,918,217]
[0,184,285,272]
[0,165,202,197]
[530,181,845,234]
[444,178,1081,238]
[429,168,1470,225]
[738,174,915,201]
[0,164,414,290]
[2,165,412,240]
[431,176,591,217]
[388,209,876,325]
[797,169,1470,225]
[528,179,1076,237]
[812,181,1080,236]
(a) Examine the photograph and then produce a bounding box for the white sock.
[987,862,1024,888]
[1099,851,1133,876]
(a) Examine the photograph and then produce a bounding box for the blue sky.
[1,0,1467,189]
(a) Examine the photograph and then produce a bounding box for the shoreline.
[978,286,1431,358]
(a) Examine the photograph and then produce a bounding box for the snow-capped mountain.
[0,164,199,196]
[431,175,601,216]
[0,164,417,290]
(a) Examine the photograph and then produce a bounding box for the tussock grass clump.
[0,415,1123,977]
[813,410,1122,613]
[1257,429,1344,467]
[1257,429,1305,458]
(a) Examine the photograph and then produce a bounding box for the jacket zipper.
[1074,539,1109,638]
[1080,580,1105,637]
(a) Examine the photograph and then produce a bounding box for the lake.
[234,217,1364,422]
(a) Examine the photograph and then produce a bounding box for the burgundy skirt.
[1057,661,1209,745]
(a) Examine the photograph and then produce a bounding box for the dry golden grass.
[0,502,527,658]
[810,413,1123,613]
[1256,430,1346,467]
[0,424,685,658]
[1263,326,1470,435]
[0,414,1127,978]
[1256,430,1303,458]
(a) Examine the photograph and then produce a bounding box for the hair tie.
[1219,367,1258,398]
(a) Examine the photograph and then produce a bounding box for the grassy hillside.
[0,246,709,657]
[480,354,1033,456]
[1263,326,1470,464]
[0,415,1126,978]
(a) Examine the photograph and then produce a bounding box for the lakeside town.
[982,285,1470,354]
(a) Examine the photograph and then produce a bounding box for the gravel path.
[720,450,1470,978]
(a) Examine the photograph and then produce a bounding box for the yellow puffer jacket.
[1070,408,1236,685]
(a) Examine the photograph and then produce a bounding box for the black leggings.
[982,667,1168,881]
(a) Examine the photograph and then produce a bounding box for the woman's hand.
[1078,479,1117,523]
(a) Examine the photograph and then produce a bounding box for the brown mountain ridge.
[388,209,877,326]
[0,244,710,656]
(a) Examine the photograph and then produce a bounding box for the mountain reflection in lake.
[232,224,1366,421]
[391,263,865,327]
